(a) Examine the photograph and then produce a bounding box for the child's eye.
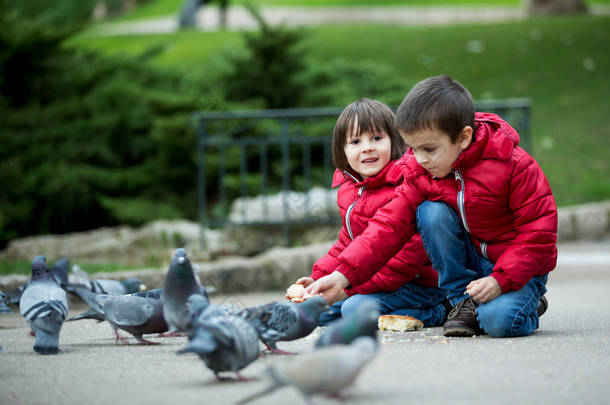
[348,139,360,145]
[373,135,383,141]
[424,147,436,153]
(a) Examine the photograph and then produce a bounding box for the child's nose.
[361,140,374,151]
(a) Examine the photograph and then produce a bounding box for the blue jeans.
[416,200,548,337]
[317,282,448,327]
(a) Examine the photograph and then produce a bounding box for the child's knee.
[341,295,373,318]
[477,301,533,338]
[416,201,453,232]
[477,305,513,337]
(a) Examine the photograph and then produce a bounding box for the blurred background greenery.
[1,0,609,252]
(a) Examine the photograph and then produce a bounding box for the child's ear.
[458,126,473,150]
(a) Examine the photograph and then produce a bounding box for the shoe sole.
[444,326,479,337]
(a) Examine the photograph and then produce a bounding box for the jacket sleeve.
[310,224,351,280]
[345,233,429,295]
[490,154,558,292]
[335,182,424,287]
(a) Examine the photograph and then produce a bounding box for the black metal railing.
[195,99,531,249]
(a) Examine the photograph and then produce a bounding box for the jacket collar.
[332,160,403,188]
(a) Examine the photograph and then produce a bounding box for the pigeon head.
[297,296,328,321]
[121,278,146,294]
[170,249,194,279]
[51,258,70,286]
[31,255,52,281]
[185,294,210,321]
[173,248,188,264]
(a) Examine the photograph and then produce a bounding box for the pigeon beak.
[177,257,185,264]
[139,284,147,292]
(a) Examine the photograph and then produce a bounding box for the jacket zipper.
[480,242,488,259]
[453,169,470,233]
[346,186,365,240]
[454,169,489,259]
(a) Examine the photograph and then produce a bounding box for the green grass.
[118,0,610,21]
[72,15,610,207]
[0,259,147,276]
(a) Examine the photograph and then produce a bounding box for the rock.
[558,201,610,241]
[228,187,339,224]
[0,220,221,265]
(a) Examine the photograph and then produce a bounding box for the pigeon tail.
[0,302,12,314]
[67,307,105,322]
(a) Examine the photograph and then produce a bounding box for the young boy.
[307,75,557,338]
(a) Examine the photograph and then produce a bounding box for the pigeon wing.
[104,296,156,327]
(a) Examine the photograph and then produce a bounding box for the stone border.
[1,201,609,294]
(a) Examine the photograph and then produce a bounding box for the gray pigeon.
[177,294,260,380]
[71,286,167,345]
[237,336,378,404]
[242,296,328,355]
[19,255,69,355]
[68,288,164,323]
[0,289,12,314]
[315,300,379,348]
[162,248,208,334]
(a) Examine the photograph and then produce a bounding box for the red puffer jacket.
[335,113,557,293]
[311,162,438,296]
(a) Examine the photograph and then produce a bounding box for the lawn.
[0,259,145,276]
[71,15,610,208]
[116,0,610,21]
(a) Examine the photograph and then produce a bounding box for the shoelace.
[448,297,477,319]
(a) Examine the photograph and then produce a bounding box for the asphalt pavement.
[1,240,609,405]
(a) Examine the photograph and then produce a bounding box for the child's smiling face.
[402,126,472,178]
[344,117,392,180]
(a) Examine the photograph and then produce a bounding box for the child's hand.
[466,276,501,303]
[306,271,350,304]
[295,277,315,288]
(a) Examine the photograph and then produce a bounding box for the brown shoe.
[443,297,481,337]
[537,295,548,317]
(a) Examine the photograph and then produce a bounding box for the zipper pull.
[454,170,462,191]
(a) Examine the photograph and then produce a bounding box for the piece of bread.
[286,284,306,302]
[377,315,424,331]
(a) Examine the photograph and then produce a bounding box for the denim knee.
[341,294,376,318]
[416,201,455,234]
[477,303,514,337]
[477,301,536,338]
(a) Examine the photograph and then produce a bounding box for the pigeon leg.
[112,327,129,345]
[236,373,257,382]
[29,329,35,337]
[262,343,295,355]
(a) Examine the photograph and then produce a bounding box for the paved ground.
[88,5,610,36]
[1,240,609,405]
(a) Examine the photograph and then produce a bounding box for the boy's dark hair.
[395,75,475,143]
[332,98,406,172]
